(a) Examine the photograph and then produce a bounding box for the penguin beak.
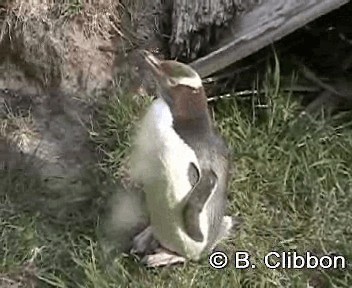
[140,50,164,79]
[140,50,175,104]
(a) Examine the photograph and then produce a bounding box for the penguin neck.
[172,112,211,137]
[161,84,212,137]
[170,102,213,144]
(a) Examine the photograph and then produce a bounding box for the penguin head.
[140,50,208,121]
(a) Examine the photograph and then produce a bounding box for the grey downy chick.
[130,50,235,267]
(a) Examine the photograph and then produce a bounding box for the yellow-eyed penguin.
[130,50,235,267]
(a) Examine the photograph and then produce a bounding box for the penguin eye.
[188,162,200,188]
[167,77,177,86]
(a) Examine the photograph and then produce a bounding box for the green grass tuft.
[90,85,151,180]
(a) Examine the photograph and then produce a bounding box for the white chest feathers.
[130,98,209,259]
[130,98,200,204]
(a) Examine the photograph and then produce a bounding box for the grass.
[1,60,352,288]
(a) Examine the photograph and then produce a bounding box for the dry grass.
[0,112,36,153]
[0,1,124,90]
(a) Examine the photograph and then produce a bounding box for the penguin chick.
[130,50,234,267]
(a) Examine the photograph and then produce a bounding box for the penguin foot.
[221,215,242,237]
[141,248,186,267]
[131,226,159,255]
[210,215,242,251]
[229,215,243,234]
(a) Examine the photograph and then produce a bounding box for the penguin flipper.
[182,167,217,242]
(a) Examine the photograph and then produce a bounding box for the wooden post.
[190,0,349,78]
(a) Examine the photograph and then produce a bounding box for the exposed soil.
[0,1,163,194]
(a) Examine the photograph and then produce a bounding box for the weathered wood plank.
[190,0,349,78]
[169,0,260,60]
